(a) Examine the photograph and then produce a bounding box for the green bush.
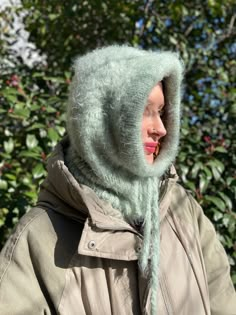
[0,67,69,243]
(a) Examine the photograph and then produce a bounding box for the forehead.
[146,83,165,108]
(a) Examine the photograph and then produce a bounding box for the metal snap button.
[88,240,96,250]
[136,244,142,253]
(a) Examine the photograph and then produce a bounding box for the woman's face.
[141,82,167,164]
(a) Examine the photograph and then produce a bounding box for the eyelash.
[144,108,165,117]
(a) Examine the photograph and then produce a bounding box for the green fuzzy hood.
[66,45,183,180]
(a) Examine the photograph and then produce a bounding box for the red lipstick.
[144,142,158,154]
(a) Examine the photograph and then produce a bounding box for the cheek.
[141,117,149,142]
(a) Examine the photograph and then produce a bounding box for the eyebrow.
[146,101,165,108]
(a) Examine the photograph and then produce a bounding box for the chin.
[146,155,154,164]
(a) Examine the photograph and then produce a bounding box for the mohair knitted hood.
[65,45,183,314]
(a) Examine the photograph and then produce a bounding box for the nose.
[149,116,167,138]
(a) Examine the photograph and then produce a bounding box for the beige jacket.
[0,142,235,315]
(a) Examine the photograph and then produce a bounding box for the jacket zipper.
[159,273,174,315]
[142,274,173,315]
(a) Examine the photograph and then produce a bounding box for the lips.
[144,142,159,154]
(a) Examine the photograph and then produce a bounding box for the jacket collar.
[37,138,178,259]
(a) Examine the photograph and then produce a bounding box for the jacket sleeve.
[189,195,236,315]
[0,214,53,315]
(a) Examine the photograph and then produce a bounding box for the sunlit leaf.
[191,162,202,178]
[32,163,45,179]
[0,180,8,190]
[4,138,14,154]
[214,146,227,153]
[205,195,225,212]
[48,127,59,142]
[199,174,209,193]
[217,192,233,210]
[26,134,39,149]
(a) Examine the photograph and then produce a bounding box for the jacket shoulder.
[168,182,198,224]
[0,206,83,276]
[0,207,47,275]
[0,207,83,314]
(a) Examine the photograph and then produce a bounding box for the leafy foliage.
[20,0,144,71]
[0,0,235,283]
[0,65,69,243]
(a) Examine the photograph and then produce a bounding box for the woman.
[0,45,235,315]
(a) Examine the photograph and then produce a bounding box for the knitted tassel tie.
[138,177,160,315]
